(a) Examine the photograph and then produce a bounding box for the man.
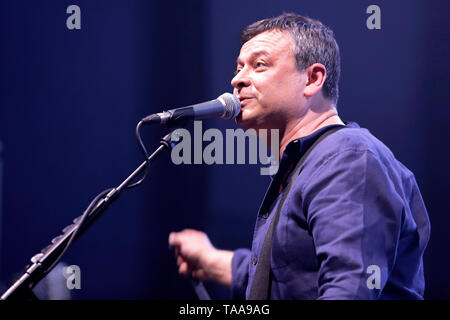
[168,13,430,299]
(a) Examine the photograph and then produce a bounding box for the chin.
[235,115,253,131]
[235,114,261,132]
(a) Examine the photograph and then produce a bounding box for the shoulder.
[302,122,411,178]
[323,122,385,153]
[313,122,393,161]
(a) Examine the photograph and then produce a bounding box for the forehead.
[237,30,293,63]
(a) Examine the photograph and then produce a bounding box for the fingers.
[178,261,192,274]
[168,231,189,260]
[168,229,212,279]
[174,245,192,275]
[179,263,207,282]
[169,229,199,248]
[168,232,180,247]
[191,268,205,280]
[175,251,207,280]
[176,255,195,276]
[168,229,210,257]
[177,254,184,266]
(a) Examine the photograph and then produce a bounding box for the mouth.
[238,96,253,106]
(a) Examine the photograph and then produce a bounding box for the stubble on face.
[232,30,307,133]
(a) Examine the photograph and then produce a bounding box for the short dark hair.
[241,13,341,104]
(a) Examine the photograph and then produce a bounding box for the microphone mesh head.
[218,93,241,120]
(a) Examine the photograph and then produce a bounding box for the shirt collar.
[271,121,357,179]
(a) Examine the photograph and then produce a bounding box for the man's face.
[231,30,307,131]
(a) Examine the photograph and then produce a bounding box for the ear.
[303,63,327,98]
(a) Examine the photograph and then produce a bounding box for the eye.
[255,61,266,69]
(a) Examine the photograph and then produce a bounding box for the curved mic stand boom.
[0,132,173,300]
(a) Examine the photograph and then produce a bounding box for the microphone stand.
[1,133,173,300]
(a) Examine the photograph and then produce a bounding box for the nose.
[231,68,251,92]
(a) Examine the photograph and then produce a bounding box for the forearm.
[204,249,234,287]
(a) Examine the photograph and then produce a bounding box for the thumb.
[168,232,179,247]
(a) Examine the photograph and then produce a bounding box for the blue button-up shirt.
[231,122,430,299]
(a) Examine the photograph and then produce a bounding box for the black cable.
[41,118,156,277]
[0,118,174,300]
[126,120,151,189]
[43,188,114,275]
[43,118,154,272]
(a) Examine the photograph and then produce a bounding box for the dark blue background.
[0,0,449,299]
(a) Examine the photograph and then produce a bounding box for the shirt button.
[252,257,258,265]
[262,212,269,219]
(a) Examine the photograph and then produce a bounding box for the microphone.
[141,93,241,125]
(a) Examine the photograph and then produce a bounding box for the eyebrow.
[236,49,270,66]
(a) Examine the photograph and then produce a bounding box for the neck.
[277,108,344,159]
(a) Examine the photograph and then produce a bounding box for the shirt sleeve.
[231,248,252,300]
[302,148,404,299]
